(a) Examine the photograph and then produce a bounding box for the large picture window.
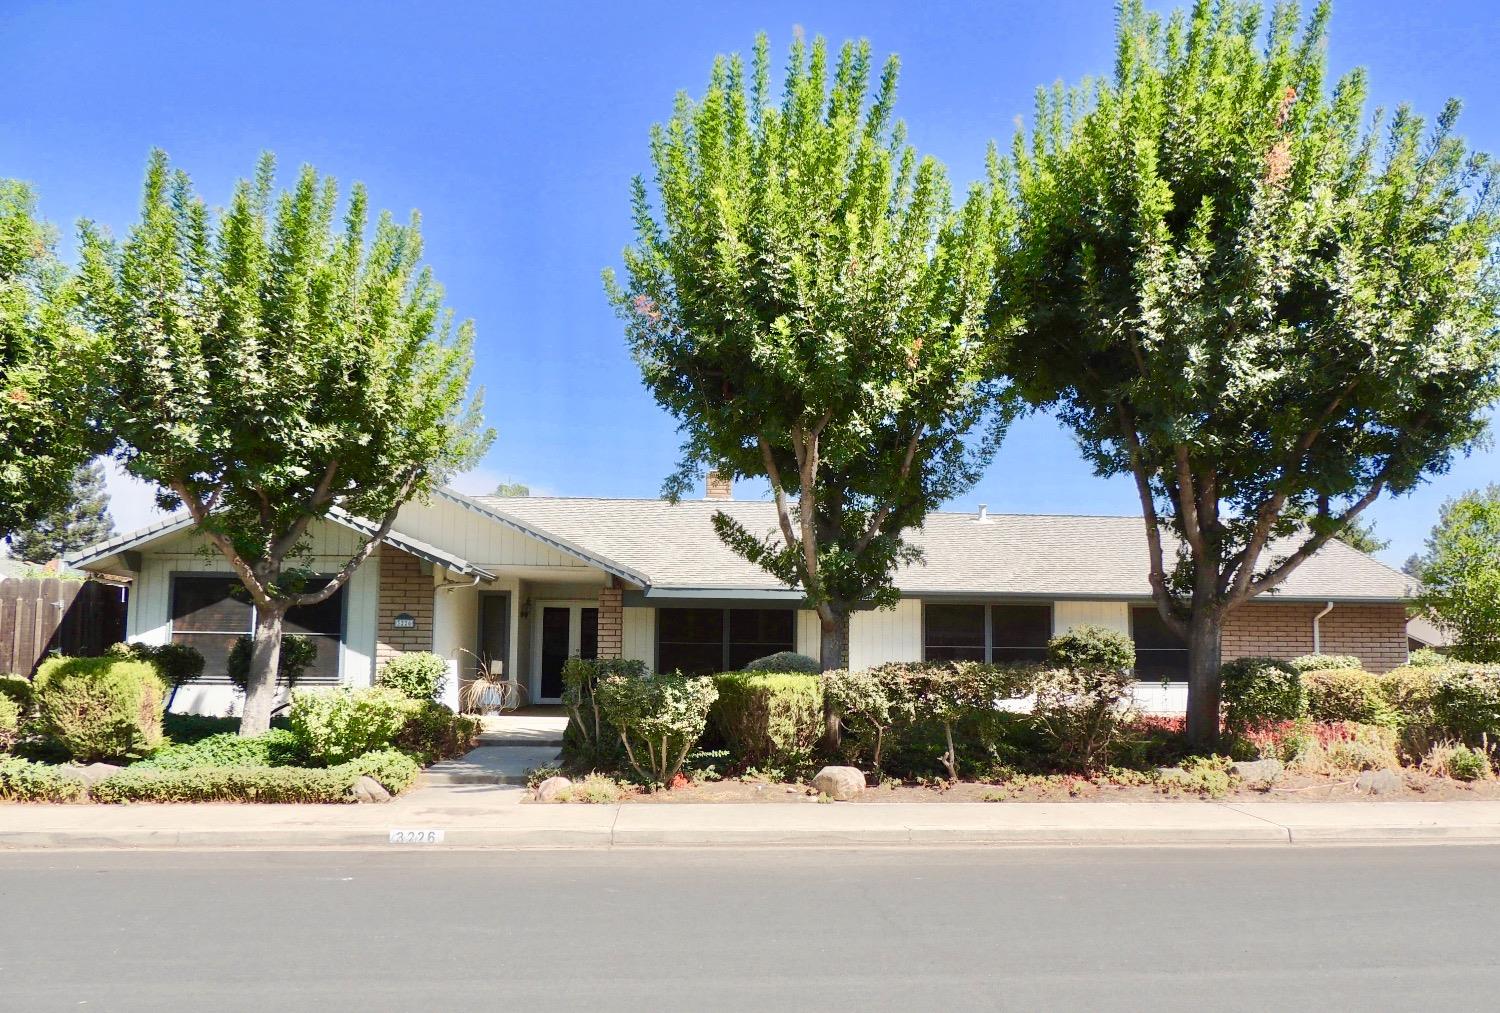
[170,574,345,684]
[923,603,1052,663]
[656,607,795,675]
[1131,606,1188,681]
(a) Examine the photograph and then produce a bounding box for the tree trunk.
[239,606,285,737]
[818,608,850,750]
[1183,610,1224,751]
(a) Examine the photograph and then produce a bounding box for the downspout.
[438,573,482,593]
[1312,601,1334,655]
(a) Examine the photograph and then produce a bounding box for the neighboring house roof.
[482,496,1417,603]
[1406,615,1453,648]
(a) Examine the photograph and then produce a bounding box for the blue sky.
[3,0,1497,569]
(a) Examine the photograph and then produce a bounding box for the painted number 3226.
[389,829,445,844]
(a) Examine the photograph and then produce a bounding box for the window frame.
[1128,604,1189,683]
[654,606,797,675]
[167,571,347,685]
[922,601,1054,664]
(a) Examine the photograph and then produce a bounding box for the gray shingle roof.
[478,496,1416,603]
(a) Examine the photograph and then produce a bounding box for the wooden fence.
[0,577,127,676]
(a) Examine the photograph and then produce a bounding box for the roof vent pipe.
[1312,601,1334,654]
[976,504,989,523]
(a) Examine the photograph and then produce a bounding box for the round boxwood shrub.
[227,634,318,692]
[710,672,824,769]
[1220,657,1303,729]
[742,651,820,674]
[33,655,166,762]
[377,651,449,702]
[1047,625,1134,671]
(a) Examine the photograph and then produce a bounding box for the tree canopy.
[607,33,1012,669]
[995,0,1500,744]
[80,150,491,733]
[0,181,105,540]
[6,460,115,563]
[1412,484,1500,662]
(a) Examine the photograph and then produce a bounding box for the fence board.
[0,576,126,675]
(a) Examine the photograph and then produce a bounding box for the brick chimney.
[705,470,733,501]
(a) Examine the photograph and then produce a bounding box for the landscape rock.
[1355,768,1402,795]
[58,763,122,786]
[348,775,391,803]
[811,766,866,801]
[1229,758,1284,786]
[534,776,572,802]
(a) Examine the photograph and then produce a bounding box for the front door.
[532,602,599,704]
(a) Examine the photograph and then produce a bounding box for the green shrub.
[226,634,317,692]
[162,713,246,744]
[346,748,421,794]
[1220,657,1303,729]
[108,641,205,702]
[1288,654,1362,673]
[1425,742,1491,782]
[547,772,629,803]
[742,651,820,674]
[1407,647,1449,668]
[1031,665,1137,770]
[1320,723,1402,773]
[562,657,645,767]
[596,671,717,787]
[394,701,481,764]
[1156,755,1234,798]
[874,661,1033,781]
[1047,625,1134,671]
[0,674,35,711]
[1431,666,1500,745]
[91,764,355,803]
[0,755,86,802]
[34,655,166,762]
[822,668,894,769]
[288,686,413,765]
[1303,669,1395,726]
[137,729,302,770]
[0,694,18,752]
[377,652,449,702]
[710,672,823,771]
[1379,666,1444,757]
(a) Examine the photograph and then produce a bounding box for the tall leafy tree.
[1335,517,1388,555]
[995,1,1500,745]
[1411,485,1500,662]
[80,151,492,735]
[0,181,104,540]
[7,460,115,563]
[491,482,529,497]
[607,33,1012,671]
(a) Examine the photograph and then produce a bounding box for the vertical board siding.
[1052,600,1131,636]
[849,599,922,671]
[795,610,820,660]
[393,497,585,570]
[622,606,655,670]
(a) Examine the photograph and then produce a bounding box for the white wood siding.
[1052,600,1130,637]
[392,496,598,574]
[849,599,922,671]
[795,610,820,659]
[623,607,655,670]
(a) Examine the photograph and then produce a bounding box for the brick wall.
[597,583,623,659]
[376,547,433,667]
[1222,602,1408,673]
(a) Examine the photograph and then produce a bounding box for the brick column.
[376,546,433,667]
[597,582,624,660]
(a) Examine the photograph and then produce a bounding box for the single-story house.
[67,478,1416,716]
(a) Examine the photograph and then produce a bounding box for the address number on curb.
[389,828,446,844]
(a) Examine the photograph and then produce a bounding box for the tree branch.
[1115,404,1188,636]
[169,477,271,606]
[267,460,341,565]
[291,470,419,607]
[1244,477,1389,600]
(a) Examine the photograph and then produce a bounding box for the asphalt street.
[2,845,1498,1012]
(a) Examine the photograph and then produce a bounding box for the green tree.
[0,181,104,540]
[491,482,529,497]
[1412,485,1500,661]
[995,1,1500,746]
[607,33,1012,675]
[1336,518,1388,556]
[7,460,115,563]
[80,151,492,735]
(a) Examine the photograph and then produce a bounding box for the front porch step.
[423,745,561,787]
[475,714,568,749]
[477,730,564,748]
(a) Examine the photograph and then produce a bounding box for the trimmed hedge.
[90,749,421,803]
[1288,654,1362,673]
[138,729,303,771]
[0,693,18,752]
[0,674,35,711]
[1432,666,1500,746]
[0,755,87,802]
[742,651,820,674]
[347,749,421,794]
[288,686,412,765]
[377,652,449,702]
[710,672,824,769]
[1047,625,1134,671]
[1303,669,1394,726]
[394,701,481,765]
[34,656,166,762]
[1221,657,1303,728]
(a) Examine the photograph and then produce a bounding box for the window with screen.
[924,603,1052,663]
[1131,606,1188,681]
[170,574,345,684]
[656,607,796,675]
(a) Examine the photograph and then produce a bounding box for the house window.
[923,603,1052,663]
[1131,606,1187,681]
[656,607,795,675]
[169,574,345,685]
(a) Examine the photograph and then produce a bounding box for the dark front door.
[539,606,572,700]
[478,593,509,679]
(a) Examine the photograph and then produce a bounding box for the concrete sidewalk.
[5,790,1500,850]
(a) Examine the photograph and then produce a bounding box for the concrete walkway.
[6,794,1500,850]
[421,712,567,785]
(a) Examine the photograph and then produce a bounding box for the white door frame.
[528,599,596,704]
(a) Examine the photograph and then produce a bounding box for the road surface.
[2,845,1497,1011]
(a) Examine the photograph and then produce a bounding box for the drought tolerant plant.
[996,0,1500,747]
[710,672,824,771]
[1220,658,1303,730]
[596,671,717,788]
[79,150,491,736]
[822,668,894,770]
[377,651,448,702]
[1424,742,1491,782]
[287,686,412,765]
[561,657,646,766]
[33,655,166,762]
[1030,665,1137,770]
[742,652,820,675]
[608,33,1013,678]
[1047,625,1135,671]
